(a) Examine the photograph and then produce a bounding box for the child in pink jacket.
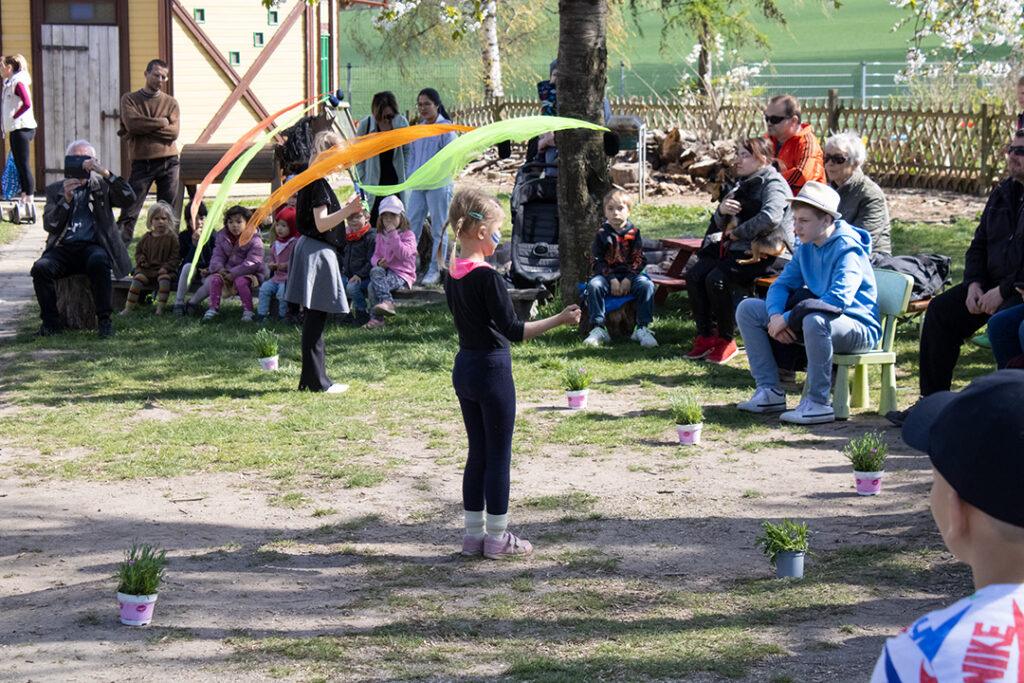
[203,205,264,322]
[365,195,417,329]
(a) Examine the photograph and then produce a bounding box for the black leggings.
[299,308,331,391]
[9,128,35,196]
[453,349,516,516]
[687,252,786,339]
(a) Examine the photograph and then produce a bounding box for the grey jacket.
[833,170,891,257]
[355,114,409,207]
[43,174,134,278]
[712,165,794,254]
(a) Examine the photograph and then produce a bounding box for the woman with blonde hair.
[1,54,37,220]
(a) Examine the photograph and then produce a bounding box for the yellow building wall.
[171,0,307,146]
[1,0,37,174]
[128,0,160,91]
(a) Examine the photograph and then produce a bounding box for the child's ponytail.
[445,188,503,271]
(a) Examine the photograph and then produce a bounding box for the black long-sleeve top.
[445,266,525,350]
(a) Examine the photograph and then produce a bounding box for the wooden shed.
[1,0,376,193]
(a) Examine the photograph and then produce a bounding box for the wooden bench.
[652,237,702,304]
[176,143,280,209]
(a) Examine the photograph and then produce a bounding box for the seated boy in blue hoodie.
[735,181,881,424]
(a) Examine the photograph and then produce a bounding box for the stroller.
[509,161,561,290]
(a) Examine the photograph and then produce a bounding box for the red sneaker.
[706,338,739,364]
[685,334,718,360]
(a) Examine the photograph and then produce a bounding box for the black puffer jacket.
[341,229,376,280]
[964,177,1024,298]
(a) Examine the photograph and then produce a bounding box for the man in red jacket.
[764,94,825,196]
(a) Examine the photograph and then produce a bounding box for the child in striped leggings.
[121,201,179,315]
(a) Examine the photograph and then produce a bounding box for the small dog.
[609,277,632,297]
[725,215,790,266]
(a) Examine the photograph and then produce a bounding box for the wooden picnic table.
[650,236,703,304]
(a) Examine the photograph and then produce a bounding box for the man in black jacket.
[30,139,135,337]
[889,131,1024,424]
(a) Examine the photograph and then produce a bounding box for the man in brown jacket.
[116,58,180,244]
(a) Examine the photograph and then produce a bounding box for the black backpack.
[279,116,315,174]
[872,254,952,299]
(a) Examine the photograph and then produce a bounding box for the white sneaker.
[780,398,835,425]
[325,383,350,394]
[202,309,218,321]
[631,326,658,348]
[583,326,611,347]
[737,387,787,413]
[241,310,254,322]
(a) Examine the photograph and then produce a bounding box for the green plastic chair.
[832,269,914,420]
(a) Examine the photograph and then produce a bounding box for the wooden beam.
[304,4,317,104]
[169,0,272,136]
[195,0,306,143]
[158,0,174,95]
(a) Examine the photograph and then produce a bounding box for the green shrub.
[844,431,888,472]
[117,543,167,596]
[756,520,809,565]
[670,393,704,425]
[252,328,279,358]
[563,367,591,392]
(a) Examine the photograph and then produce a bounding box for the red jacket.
[769,123,825,195]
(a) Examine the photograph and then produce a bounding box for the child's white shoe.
[202,309,218,321]
[631,326,658,348]
[583,326,610,347]
[325,383,349,394]
[241,310,254,322]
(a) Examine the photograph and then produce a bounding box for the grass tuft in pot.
[117,543,167,596]
[252,328,279,359]
[670,392,704,426]
[844,431,888,472]
[562,366,591,392]
[756,519,809,566]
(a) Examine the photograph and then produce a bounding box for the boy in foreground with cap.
[871,369,1024,681]
[735,181,881,424]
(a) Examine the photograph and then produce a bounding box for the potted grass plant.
[253,328,279,371]
[670,393,704,445]
[845,431,888,496]
[116,543,167,626]
[756,519,809,579]
[563,367,591,410]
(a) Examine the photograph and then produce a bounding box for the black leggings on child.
[299,308,332,391]
[453,349,516,516]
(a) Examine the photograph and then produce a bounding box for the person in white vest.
[1,54,38,221]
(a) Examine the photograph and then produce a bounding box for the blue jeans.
[736,298,875,406]
[988,303,1024,368]
[585,273,655,327]
[258,280,288,318]
[343,276,370,313]
[407,185,452,275]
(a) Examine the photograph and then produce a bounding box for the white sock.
[464,510,485,538]
[485,513,508,539]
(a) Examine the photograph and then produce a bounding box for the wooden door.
[40,24,121,187]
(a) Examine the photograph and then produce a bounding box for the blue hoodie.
[766,219,881,348]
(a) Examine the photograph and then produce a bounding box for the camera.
[64,155,91,179]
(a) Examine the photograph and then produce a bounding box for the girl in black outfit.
[444,188,580,560]
[285,131,363,392]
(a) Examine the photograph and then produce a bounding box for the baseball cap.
[379,195,405,216]
[787,181,842,220]
[902,370,1024,528]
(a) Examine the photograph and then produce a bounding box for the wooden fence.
[450,94,1018,195]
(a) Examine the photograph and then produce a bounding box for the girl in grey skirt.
[285,132,364,392]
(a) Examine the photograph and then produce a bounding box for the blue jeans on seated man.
[343,276,371,313]
[258,280,288,318]
[736,297,875,406]
[585,273,655,328]
[988,303,1024,368]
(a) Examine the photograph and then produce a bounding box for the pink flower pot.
[565,389,589,410]
[854,470,884,496]
[676,423,703,445]
[117,592,158,626]
[258,355,279,371]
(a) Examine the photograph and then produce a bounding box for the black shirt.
[379,148,398,186]
[445,266,525,350]
[178,229,214,270]
[296,178,344,248]
[63,188,97,245]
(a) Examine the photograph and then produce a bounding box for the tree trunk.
[56,275,99,330]
[556,0,609,305]
[480,1,504,98]
[697,20,712,95]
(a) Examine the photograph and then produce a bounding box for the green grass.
[0,220,23,247]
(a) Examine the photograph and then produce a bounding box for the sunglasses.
[380,112,396,121]
[1006,146,1024,157]
[764,114,790,125]
[823,154,849,165]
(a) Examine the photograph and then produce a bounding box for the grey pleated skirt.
[284,236,349,314]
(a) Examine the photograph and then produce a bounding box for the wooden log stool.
[578,297,637,340]
[55,275,102,330]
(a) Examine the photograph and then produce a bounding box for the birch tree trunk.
[480,0,505,98]
[556,0,610,305]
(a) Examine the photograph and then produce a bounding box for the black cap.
[903,370,1024,528]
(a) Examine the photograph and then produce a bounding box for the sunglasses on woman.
[764,114,790,125]
[380,112,396,121]
[823,154,849,164]
[1006,145,1024,157]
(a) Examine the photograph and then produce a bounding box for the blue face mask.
[490,231,502,246]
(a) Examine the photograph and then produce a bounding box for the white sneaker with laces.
[631,326,658,348]
[583,326,611,347]
[780,398,835,425]
[737,387,787,413]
